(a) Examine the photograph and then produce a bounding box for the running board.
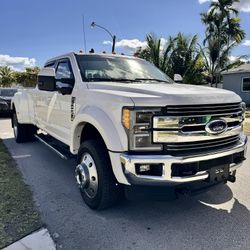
[35,134,70,160]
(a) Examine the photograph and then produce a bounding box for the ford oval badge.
[205,119,227,135]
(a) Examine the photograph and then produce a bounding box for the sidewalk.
[3,228,56,250]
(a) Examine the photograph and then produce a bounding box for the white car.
[11,52,248,209]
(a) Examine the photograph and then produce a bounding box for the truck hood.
[88,82,241,106]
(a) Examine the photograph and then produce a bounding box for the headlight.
[122,107,163,151]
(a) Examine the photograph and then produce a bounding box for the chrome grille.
[164,103,242,116]
[164,135,240,156]
[153,102,244,155]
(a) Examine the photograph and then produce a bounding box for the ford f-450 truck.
[11,52,247,209]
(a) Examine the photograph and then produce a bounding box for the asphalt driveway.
[1,118,250,250]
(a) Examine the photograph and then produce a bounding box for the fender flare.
[11,92,32,124]
[70,106,127,154]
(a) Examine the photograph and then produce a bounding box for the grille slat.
[165,103,242,116]
[167,135,239,148]
[166,136,239,151]
[164,135,240,155]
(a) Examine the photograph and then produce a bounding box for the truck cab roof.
[45,52,141,66]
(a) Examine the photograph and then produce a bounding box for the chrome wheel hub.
[75,153,98,198]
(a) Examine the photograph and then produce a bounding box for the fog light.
[135,163,163,176]
[138,164,150,172]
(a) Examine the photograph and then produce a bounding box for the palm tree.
[0,66,13,87]
[200,0,245,87]
[200,40,245,86]
[167,33,204,84]
[135,33,175,73]
[135,33,204,84]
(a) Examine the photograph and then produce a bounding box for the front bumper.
[120,135,247,186]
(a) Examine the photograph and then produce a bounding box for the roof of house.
[222,63,250,75]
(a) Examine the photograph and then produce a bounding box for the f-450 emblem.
[71,97,76,121]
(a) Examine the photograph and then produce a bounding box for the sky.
[0,0,249,70]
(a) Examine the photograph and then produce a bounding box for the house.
[222,64,250,105]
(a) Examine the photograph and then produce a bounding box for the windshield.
[0,89,17,97]
[75,55,173,83]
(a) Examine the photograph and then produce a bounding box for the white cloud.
[0,54,36,71]
[198,0,250,12]
[234,0,250,12]
[229,55,249,63]
[104,39,147,51]
[198,0,210,4]
[242,40,250,46]
[229,55,239,62]
[103,38,168,53]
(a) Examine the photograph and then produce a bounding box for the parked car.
[0,88,17,115]
[11,52,247,209]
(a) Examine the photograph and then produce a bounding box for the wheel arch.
[70,107,126,154]
[70,107,129,185]
[11,91,33,124]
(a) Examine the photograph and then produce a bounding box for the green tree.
[135,33,204,84]
[0,66,14,87]
[167,33,205,84]
[200,40,245,86]
[134,33,174,73]
[200,0,245,87]
[13,67,40,87]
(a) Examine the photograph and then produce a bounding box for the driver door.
[46,59,75,143]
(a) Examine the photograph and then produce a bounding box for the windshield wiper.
[134,78,170,83]
[87,78,138,83]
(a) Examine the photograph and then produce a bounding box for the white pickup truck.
[11,52,247,209]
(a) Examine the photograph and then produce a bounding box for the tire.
[76,139,122,210]
[12,112,37,143]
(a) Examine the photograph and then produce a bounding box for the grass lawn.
[0,139,42,249]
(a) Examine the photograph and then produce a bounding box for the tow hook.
[228,175,236,183]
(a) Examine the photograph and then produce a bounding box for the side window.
[56,61,74,80]
[44,62,55,68]
[242,78,250,92]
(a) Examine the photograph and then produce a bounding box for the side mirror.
[56,78,74,95]
[174,74,183,83]
[59,78,75,85]
[38,68,56,91]
[56,82,73,95]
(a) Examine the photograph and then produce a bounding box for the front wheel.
[75,139,122,210]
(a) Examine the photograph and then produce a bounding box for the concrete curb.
[3,228,56,250]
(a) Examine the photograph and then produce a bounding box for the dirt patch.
[246,108,250,119]
[244,122,250,136]
[0,139,42,248]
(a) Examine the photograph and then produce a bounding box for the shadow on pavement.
[2,135,250,250]
[99,181,250,249]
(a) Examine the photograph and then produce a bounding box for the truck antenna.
[82,15,87,53]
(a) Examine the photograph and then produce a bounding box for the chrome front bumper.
[120,135,247,185]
